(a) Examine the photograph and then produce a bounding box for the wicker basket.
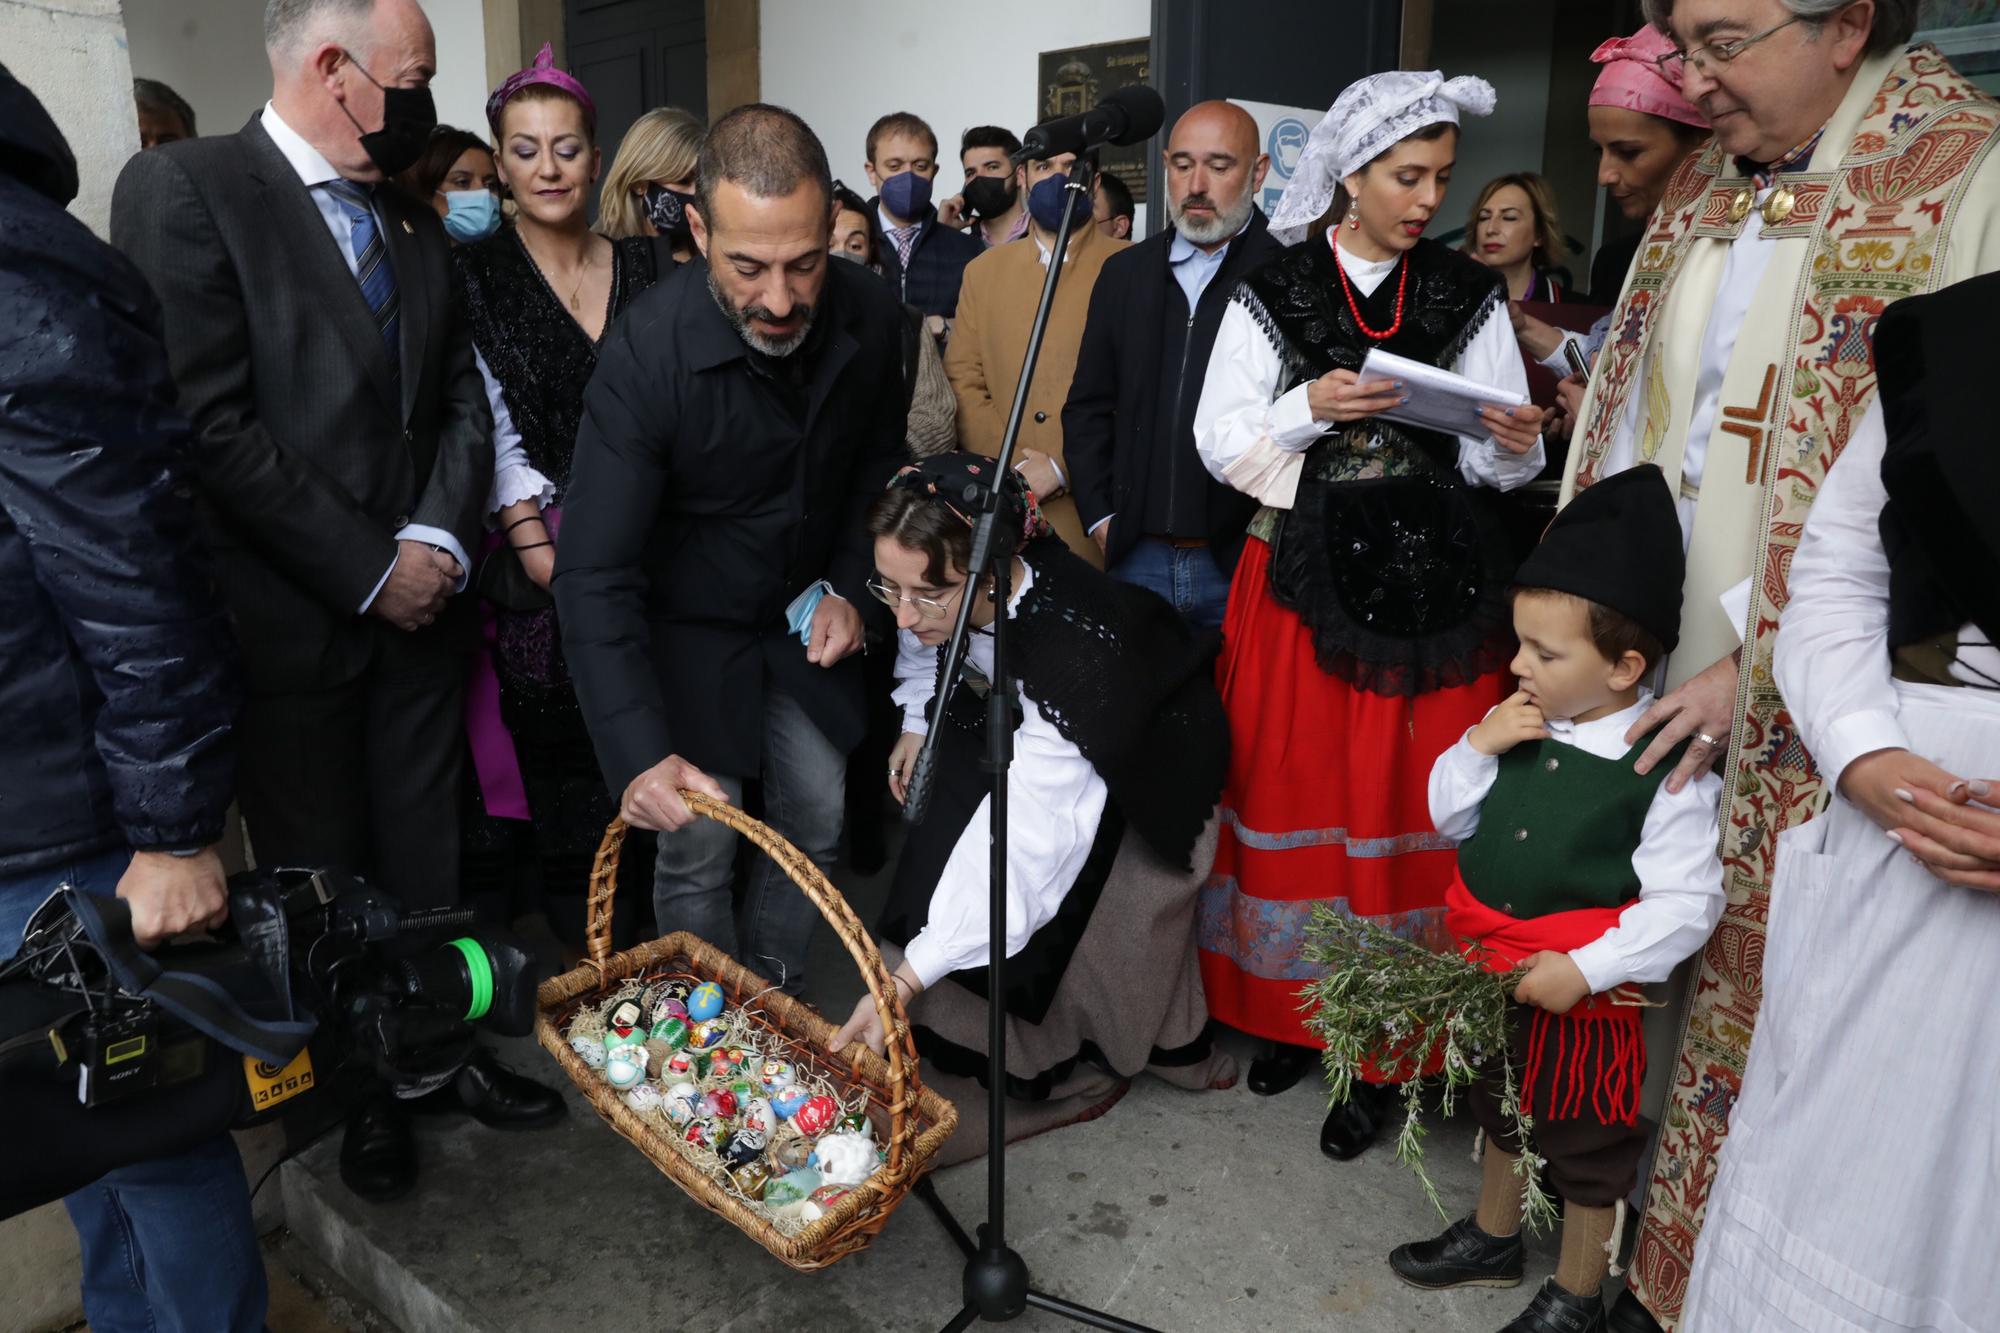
[533,797,958,1270]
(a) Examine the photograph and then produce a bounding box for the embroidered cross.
[1719,363,1778,484]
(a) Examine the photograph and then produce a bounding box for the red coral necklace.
[1337,249,1408,342]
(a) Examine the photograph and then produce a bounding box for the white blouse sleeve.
[479,348,557,520]
[1426,729,1499,842]
[1193,300,1325,508]
[1449,304,1546,491]
[892,629,937,736]
[1771,399,1909,786]
[1567,769,1727,992]
[899,688,1109,990]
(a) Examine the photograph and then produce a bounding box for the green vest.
[1457,728,1689,920]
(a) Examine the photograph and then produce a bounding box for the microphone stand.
[900,151,1161,1333]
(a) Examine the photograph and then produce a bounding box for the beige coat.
[944,222,1126,566]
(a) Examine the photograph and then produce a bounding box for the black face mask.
[336,50,437,177]
[961,173,1018,220]
[643,182,696,242]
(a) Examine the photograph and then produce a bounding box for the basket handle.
[582,802,924,1178]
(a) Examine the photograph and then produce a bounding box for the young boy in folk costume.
[1390,465,1725,1333]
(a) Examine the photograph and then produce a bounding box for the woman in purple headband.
[451,43,676,950]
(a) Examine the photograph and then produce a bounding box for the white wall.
[14,0,138,236]
[122,0,491,146]
[762,0,1152,217]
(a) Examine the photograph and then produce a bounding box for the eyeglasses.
[865,577,965,620]
[1655,12,1807,79]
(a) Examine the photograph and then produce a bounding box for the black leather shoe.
[340,1094,416,1202]
[1246,1042,1317,1096]
[1320,1079,1396,1159]
[409,1047,566,1130]
[1388,1215,1525,1290]
[1604,1289,1664,1333]
[1500,1278,1608,1333]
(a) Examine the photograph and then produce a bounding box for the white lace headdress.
[1267,71,1498,244]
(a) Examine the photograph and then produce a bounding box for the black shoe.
[408,1047,566,1130]
[1388,1215,1525,1290]
[1245,1042,1317,1096]
[1320,1080,1396,1160]
[1500,1278,1608,1333]
[340,1094,416,1202]
[1604,1289,1663,1333]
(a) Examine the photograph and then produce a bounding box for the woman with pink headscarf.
[1516,25,1710,429]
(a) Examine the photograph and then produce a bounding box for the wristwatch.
[164,847,207,859]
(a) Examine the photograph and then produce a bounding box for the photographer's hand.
[117,846,228,949]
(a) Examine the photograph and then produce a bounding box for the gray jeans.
[653,688,847,992]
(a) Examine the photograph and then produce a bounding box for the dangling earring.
[1346,201,1361,230]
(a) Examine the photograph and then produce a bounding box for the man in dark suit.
[558,104,905,994]
[1063,101,1286,630]
[112,0,557,1201]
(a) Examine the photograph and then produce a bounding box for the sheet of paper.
[1359,347,1526,440]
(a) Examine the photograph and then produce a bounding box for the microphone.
[1016,84,1165,161]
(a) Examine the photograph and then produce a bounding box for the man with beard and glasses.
[555,103,906,995]
[1062,100,1284,627]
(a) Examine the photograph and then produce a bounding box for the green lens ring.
[447,938,493,1023]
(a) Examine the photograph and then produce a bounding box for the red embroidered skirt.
[1197,535,1511,1059]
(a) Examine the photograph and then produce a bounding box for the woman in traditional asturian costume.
[1191,71,1546,1159]
[829,454,1235,1161]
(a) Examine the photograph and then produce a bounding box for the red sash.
[1444,874,1646,1126]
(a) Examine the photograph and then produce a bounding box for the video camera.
[0,867,541,1218]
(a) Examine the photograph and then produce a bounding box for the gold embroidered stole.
[1557,44,2000,1327]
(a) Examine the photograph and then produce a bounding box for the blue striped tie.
[322,178,401,386]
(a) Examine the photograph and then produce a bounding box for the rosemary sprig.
[1300,904,1558,1233]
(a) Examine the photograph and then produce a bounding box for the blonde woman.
[598,105,704,260]
[1465,172,1566,302]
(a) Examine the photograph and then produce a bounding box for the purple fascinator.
[486,42,597,138]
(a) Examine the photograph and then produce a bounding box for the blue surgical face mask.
[1027,173,1091,233]
[440,189,501,243]
[878,169,934,221]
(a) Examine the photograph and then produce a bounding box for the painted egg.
[698,1088,738,1120]
[770,1085,811,1120]
[730,1161,771,1196]
[807,1130,878,1186]
[664,1048,699,1080]
[656,998,690,1026]
[740,1097,777,1138]
[689,1020,727,1051]
[837,1111,872,1136]
[684,1116,725,1152]
[766,1128,813,1174]
[603,1024,647,1051]
[605,1052,647,1091]
[621,1083,664,1115]
[659,979,693,1002]
[649,1017,690,1051]
[757,1059,796,1095]
[663,1082,700,1127]
[687,981,725,1023]
[722,1129,765,1168]
[712,1045,755,1077]
[792,1095,839,1137]
[762,1167,822,1206]
[729,1080,757,1106]
[798,1184,852,1226]
[568,1034,608,1069]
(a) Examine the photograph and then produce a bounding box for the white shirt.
[1427,692,1727,994]
[477,350,557,519]
[1773,398,2000,787]
[889,562,1110,989]
[259,103,471,605]
[1194,233,1545,501]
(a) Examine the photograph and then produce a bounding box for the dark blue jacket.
[867,196,980,320]
[0,64,240,873]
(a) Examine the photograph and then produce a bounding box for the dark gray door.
[563,0,707,204]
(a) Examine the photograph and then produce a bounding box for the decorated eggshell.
[568,1034,608,1069]
[663,1082,700,1127]
[728,1079,757,1106]
[689,1020,728,1051]
[756,1058,796,1095]
[604,1043,649,1090]
[698,1088,738,1119]
[762,1167,822,1206]
[792,1095,839,1137]
[650,1017,690,1051]
[711,1045,753,1078]
[602,998,647,1047]
[721,1129,765,1168]
[837,1110,872,1135]
[770,1085,811,1120]
[658,978,692,1003]
[730,1161,771,1196]
[663,1048,699,1081]
[740,1097,777,1138]
[684,1116,725,1152]
[766,1127,813,1173]
[621,1082,664,1115]
[655,998,689,1026]
[808,1130,878,1186]
[797,1185,852,1226]
[687,980,725,1022]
